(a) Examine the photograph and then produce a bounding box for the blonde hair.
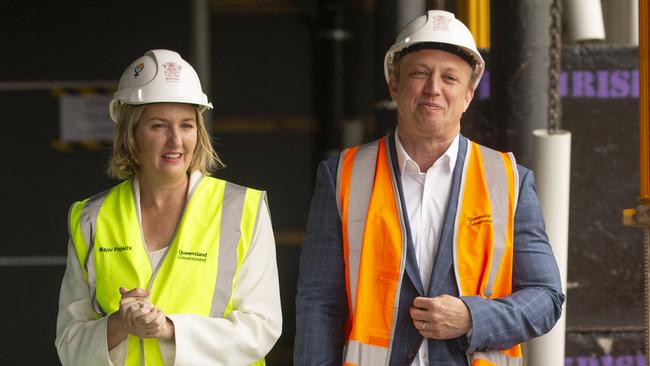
[107,103,223,180]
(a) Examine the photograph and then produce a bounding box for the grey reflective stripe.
[335,152,345,218]
[343,340,388,365]
[472,351,523,365]
[452,142,473,295]
[140,338,145,366]
[508,152,520,212]
[338,137,407,364]
[78,189,110,316]
[344,141,379,314]
[383,137,407,364]
[478,145,509,299]
[210,182,246,318]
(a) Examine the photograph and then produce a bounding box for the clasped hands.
[409,294,472,340]
[108,287,174,347]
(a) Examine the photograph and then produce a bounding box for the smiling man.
[295,10,565,366]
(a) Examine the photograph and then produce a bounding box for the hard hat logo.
[431,15,451,31]
[133,63,144,78]
[163,62,182,81]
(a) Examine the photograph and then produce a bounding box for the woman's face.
[134,103,197,183]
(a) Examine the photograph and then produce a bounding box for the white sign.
[59,94,114,143]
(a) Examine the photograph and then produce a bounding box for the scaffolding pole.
[622,0,650,364]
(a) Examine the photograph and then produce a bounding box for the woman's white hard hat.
[383,10,485,90]
[109,49,212,122]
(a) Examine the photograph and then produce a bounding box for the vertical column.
[192,0,212,134]
[372,0,425,141]
[490,0,552,167]
[313,0,350,160]
[457,0,490,48]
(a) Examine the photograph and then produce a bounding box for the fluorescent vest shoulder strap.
[336,136,407,365]
[454,141,522,365]
[68,188,112,316]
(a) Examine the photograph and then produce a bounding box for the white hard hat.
[384,10,485,90]
[109,49,212,122]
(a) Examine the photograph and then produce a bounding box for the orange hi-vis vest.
[335,136,521,366]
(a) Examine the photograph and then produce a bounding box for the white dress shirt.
[56,172,282,365]
[395,131,458,366]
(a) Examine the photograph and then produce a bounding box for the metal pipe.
[313,0,349,159]
[640,0,650,198]
[457,0,490,48]
[602,0,639,45]
[622,3,650,365]
[490,0,552,166]
[372,0,424,140]
[641,2,650,363]
[192,0,212,134]
[0,80,116,91]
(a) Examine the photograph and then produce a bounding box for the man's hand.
[409,294,472,339]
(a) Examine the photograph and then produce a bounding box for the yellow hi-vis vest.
[68,175,266,366]
[336,136,522,366]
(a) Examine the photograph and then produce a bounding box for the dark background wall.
[0,1,645,365]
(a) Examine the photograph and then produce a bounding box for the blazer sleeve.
[170,199,282,365]
[461,167,566,352]
[56,239,117,366]
[294,158,348,365]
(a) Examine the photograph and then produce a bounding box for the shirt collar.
[394,128,459,174]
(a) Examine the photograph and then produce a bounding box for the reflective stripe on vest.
[337,137,407,365]
[68,176,266,366]
[336,137,521,366]
[455,142,521,365]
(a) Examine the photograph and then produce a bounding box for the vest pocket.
[374,269,400,306]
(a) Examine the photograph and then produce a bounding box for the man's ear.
[388,74,398,100]
[463,86,475,112]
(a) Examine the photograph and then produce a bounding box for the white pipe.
[526,129,571,366]
[565,0,606,42]
[602,0,638,45]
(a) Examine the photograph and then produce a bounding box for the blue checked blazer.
[294,134,565,365]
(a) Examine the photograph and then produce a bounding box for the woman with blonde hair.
[56,49,281,365]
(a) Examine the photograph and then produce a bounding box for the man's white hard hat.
[383,10,485,90]
[109,49,212,122]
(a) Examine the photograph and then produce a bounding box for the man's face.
[389,48,475,142]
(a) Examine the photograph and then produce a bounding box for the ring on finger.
[422,320,428,330]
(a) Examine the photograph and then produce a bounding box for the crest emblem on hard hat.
[133,62,144,78]
[431,15,451,31]
[163,62,182,80]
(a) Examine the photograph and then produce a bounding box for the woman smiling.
[56,49,281,366]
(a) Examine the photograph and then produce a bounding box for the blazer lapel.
[427,135,468,296]
[387,133,424,295]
